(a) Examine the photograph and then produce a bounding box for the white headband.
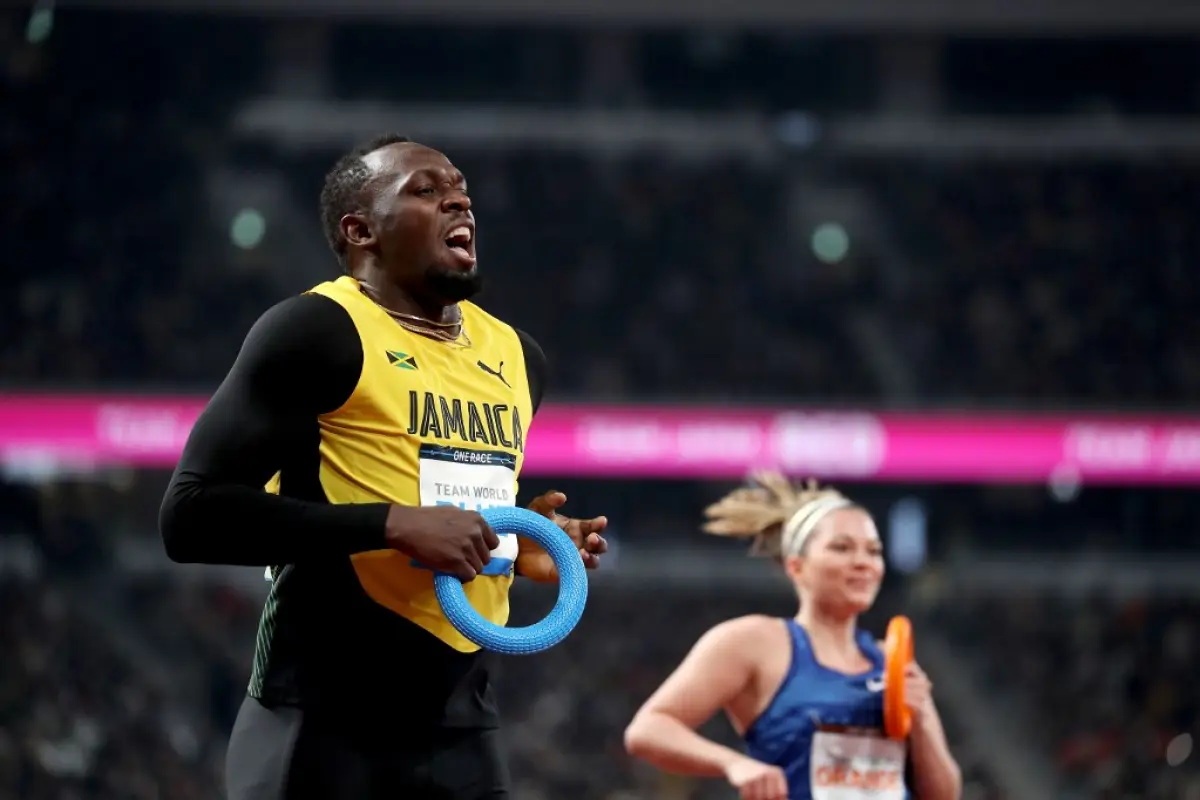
[781,496,852,556]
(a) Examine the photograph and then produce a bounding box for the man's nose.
[442,191,471,213]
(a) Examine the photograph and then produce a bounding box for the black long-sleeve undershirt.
[159,293,547,567]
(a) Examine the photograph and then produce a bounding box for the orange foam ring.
[883,615,913,741]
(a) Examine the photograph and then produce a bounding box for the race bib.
[810,730,906,800]
[417,444,520,576]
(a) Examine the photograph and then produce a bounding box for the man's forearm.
[160,475,389,566]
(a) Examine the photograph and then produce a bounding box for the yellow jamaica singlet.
[306,275,532,650]
[244,276,545,726]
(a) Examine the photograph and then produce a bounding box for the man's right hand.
[384,505,500,582]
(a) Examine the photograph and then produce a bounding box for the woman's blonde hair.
[702,471,854,560]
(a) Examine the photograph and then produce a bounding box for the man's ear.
[340,213,375,248]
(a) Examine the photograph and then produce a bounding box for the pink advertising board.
[2,394,1199,485]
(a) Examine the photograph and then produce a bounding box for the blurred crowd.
[935,594,1200,800]
[1,12,274,388]
[854,158,1200,406]
[0,573,218,800]
[4,11,1200,406]
[0,482,215,798]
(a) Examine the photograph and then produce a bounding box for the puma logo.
[477,360,510,388]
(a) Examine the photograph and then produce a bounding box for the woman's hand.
[725,756,789,800]
[904,661,934,724]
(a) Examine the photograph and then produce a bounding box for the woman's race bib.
[810,729,906,800]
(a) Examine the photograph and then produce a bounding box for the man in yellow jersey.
[159,135,608,800]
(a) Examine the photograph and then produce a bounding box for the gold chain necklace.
[358,284,472,348]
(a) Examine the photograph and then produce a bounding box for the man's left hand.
[515,491,608,583]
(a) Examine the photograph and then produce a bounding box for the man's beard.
[426,264,483,303]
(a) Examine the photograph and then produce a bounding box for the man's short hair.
[318,133,411,268]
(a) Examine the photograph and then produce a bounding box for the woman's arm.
[906,663,963,800]
[623,616,771,778]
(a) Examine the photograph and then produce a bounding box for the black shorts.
[225,696,511,800]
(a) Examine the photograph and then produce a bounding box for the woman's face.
[786,507,884,614]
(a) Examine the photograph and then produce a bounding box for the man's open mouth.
[445,225,473,260]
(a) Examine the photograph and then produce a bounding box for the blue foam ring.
[433,506,589,655]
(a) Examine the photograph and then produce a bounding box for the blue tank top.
[743,620,910,800]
